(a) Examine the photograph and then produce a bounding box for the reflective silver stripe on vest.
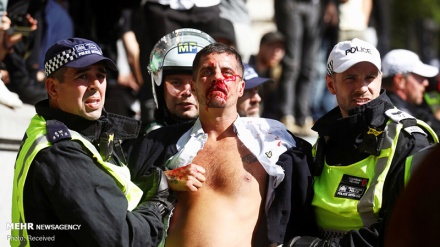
[16,134,49,188]
[68,130,143,211]
[357,121,398,227]
[15,134,50,247]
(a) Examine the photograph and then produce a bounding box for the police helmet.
[148,28,215,109]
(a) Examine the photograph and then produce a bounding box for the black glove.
[135,167,174,215]
[284,236,326,247]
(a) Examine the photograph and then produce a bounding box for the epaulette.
[385,109,427,136]
[46,120,72,144]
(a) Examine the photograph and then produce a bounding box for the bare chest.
[192,137,267,192]
[166,137,269,246]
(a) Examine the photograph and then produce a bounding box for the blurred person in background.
[237,63,273,117]
[0,12,25,108]
[3,0,47,105]
[338,0,372,42]
[248,31,286,120]
[309,0,338,122]
[274,0,321,136]
[218,0,253,61]
[423,74,440,121]
[381,49,440,136]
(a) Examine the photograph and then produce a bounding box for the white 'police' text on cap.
[327,38,381,75]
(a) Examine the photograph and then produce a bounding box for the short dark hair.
[192,42,244,79]
[260,31,285,46]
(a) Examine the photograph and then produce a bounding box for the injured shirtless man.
[125,42,317,247]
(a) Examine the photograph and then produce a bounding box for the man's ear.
[394,73,406,89]
[326,74,336,95]
[238,78,245,97]
[190,79,196,92]
[45,78,57,99]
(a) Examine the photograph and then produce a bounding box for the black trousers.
[274,0,321,126]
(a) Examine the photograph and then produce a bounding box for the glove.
[284,236,326,247]
[135,167,174,215]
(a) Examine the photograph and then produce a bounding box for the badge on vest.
[100,133,114,162]
[358,127,384,156]
[334,174,369,200]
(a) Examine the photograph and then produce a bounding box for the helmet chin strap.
[151,72,162,109]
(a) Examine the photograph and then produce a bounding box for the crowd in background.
[1,0,440,137]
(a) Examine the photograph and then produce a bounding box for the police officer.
[381,49,440,136]
[237,63,273,117]
[144,28,215,133]
[286,38,438,246]
[11,38,171,247]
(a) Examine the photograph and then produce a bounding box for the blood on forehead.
[206,61,235,71]
[203,52,242,73]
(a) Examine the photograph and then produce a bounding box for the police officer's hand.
[135,167,174,215]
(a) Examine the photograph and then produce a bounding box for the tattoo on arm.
[241,153,257,164]
[169,176,178,184]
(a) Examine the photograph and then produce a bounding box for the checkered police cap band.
[44,38,117,78]
[327,60,334,75]
[44,48,78,77]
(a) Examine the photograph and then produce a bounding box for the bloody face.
[192,53,244,112]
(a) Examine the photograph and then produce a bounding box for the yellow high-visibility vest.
[312,109,438,239]
[11,115,143,247]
